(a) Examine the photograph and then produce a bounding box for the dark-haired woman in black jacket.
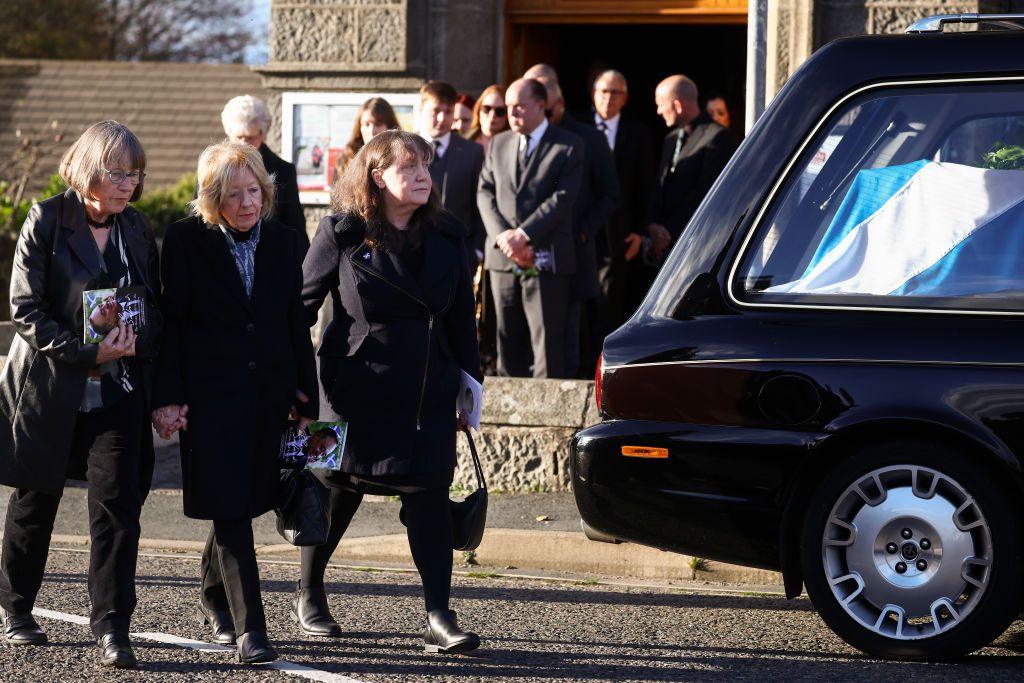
[299,130,483,653]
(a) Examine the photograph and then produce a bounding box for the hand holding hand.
[151,404,188,440]
[623,233,643,261]
[96,321,136,365]
[289,389,314,432]
[508,228,531,253]
[512,245,535,269]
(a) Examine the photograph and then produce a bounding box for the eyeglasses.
[481,105,508,117]
[103,169,146,185]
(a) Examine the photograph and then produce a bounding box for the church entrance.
[503,1,748,141]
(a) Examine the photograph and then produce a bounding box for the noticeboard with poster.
[281,92,419,205]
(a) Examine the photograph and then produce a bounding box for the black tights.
[300,484,453,613]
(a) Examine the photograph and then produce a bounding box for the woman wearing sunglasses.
[465,85,509,156]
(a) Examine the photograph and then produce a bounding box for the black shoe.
[236,630,278,664]
[198,602,236,645]
[291,584,343,637]
[1,607,47,646]
[97,632,137,668]
[423,609,480,654]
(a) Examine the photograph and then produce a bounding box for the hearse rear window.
[736,82,1024,313]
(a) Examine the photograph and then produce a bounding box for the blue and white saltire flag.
[768,161,1024,296]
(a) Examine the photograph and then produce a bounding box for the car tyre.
[800,439,1022,660]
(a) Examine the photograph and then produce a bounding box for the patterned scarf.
[219,219,261,297]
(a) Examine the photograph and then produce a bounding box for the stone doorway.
[503,1,749,140]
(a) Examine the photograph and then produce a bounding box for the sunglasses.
[481,105,508,117]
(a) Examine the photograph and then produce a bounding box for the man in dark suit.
[416,80,485,270]
[477,78,584,379]
[221,95,309,255]
[535,73,619,378]
[586,69,656,331]
[647,75,735,261]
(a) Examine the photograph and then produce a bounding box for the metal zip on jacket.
[351,257,434,431]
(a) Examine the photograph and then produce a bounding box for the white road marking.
[31,607,368,683]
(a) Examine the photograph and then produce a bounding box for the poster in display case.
[281,92,419,205]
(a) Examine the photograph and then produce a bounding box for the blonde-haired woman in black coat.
[300,130,483,653]
[152,140,317,664]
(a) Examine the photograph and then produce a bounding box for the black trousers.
[0,391,147,638]
[300,474,454,613]
[490,270,571,379]
[200,519,265,635]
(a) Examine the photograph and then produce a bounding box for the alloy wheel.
[821,465,993,640]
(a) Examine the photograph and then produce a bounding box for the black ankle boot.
[0,607,47,646]
[423,609,480,654]
[97,632,137,668]
[291,584,343,637]
[236,630,278,664]
[197,602,236,645]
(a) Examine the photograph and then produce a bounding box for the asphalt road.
[3,547,1024,682]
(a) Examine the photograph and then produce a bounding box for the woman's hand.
[95,320,136,365]
[289,389,314,432]
[152,404,188,440]
[456,409,469,433]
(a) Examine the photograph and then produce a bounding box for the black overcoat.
[153,216,317,519]
[259,144,310,255]
[301,211,482,480]
[0,190,162,494]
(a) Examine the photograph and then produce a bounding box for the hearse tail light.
[594,354,603,412]
[621,446,669,459]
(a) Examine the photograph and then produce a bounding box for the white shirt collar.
[521,118,549,156]
[421,130,452,159]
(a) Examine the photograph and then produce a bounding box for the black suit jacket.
[154,216,316,519]
[430,134,485,262]
[559,113,619,300]
[260,144,310,255]
[582,113,656,264]
[477,124,584,274]
[648,112,735,240]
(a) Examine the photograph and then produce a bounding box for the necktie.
[670,130,686,174]
[431,139,442,165]
[517,133,531,183]
[597,121,613,150]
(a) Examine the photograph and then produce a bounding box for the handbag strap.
[462,427,486,491]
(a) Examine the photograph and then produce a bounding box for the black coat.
[648,113,735,240]
[581,114,656,265]
[260,144,310,256]
[559,113,620,300]
[301,211,482,480]
[153,216,317,519]
[0,190,162,494]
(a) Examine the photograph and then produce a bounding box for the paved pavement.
[4,547,1024,681]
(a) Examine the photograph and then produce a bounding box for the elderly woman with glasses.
[151,140,316,665]
[0,121,162,668]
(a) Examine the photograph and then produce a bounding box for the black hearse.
[572,15,1024,660]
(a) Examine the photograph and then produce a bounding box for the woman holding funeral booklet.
[0,121,162,668]
[151,140,317,664]
[301,130,484,653]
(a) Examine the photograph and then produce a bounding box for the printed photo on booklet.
[82,286,147,344]
[280,421,348,470]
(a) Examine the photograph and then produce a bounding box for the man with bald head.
[477,77,584,378]
[534,73,619,378]
[588,69,656,330]
[647,74,734,261]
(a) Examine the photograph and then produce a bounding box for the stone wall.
[454,378,600,493]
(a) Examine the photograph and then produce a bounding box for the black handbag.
[398,427,488,550]
[452,427,487,551]
[274,461,330,546]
